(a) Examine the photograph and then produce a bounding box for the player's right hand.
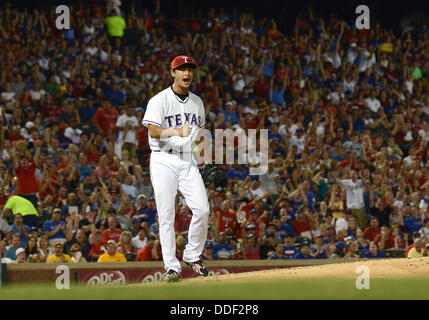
[178,124,191,137]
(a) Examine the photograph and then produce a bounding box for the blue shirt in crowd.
[11,224,31,248]
[42,219,66,240]
[212,242,234,260]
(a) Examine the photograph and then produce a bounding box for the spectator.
[214,200,236,237]
[407,238,427,259]
[174,205,192,237]
[344,241,360,259]
[14,247,27,264]
[88,230,106,262]
[175,234,186,261]
[329,242,348,259]
[335,209,353,234]
[116,197,134,231]
[141,197,157,227]
[346,217,360,240]
[10,213,31,248]
[259,235,276,259]
[4,234,21,260]
[0,216,12,242]
[47,240,72,263]
[117,231,136,261]
[243,235,260,260]
[291,210,311,238]
[42,208,67,246]
[105,12,126,39]
[102,217,122,245]
[92,100,118,137]
[356,229,370,252]
[399,205,424,238]
[2,195,39,229]
[132,227,147,252]
[97,239,127,262]
[310,235,327,259]
[201,242,215,261]
[25,236,39,262]
[34,235,53,263]
[374,225,395,251]
[263,223,283,244]
[272,216,296,241]
[419,218,429,242]
[370,197,393,228]
[362,241,385,259]
[116,106,139,159]
[212,231,234,260]
[10,144,40,203]
[0,240,11,263]
[268,242,288,260]
[283,234,297,259]
[64,118,83,145]
[70,244,87,263]
[337,170,367,229]
[293,242,315,259]
[135,233,162,261]
[135,172,154,201]
[363,216,381,242]
[64,229,91,261]
[228,237,243,260]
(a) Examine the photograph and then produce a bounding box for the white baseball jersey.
[142,86,205,152]
[142,86,210,274]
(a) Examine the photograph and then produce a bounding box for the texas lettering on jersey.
[164,113,202,128]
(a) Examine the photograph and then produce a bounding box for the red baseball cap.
[171,55,197,71]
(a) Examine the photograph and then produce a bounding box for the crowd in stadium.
[0,0,428,264]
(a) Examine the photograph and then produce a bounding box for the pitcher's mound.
[182,258,429,284]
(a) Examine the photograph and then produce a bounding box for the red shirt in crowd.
[15,160,38,194]
[174,211,192,234]
[102,228,122,245]
[253,79,269,98]
[214,207,237,233]
[89,241,106,259]
[38,174,57,200]
[41,101,61,118]
[9,133,25,143]
[244,246,260,259]
[373,234,395,250]
[363,226,381,242]
[137,127,149,151]
[136,245,162,261]
[93,108,118,136]
[291,219,311,237]
[86,150,100,164]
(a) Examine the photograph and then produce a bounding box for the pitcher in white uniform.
[142,55,209,282]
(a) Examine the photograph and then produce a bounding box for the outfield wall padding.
[3,259,368,286]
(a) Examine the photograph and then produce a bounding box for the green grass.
[1,278,429,300]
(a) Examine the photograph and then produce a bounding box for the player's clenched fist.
[178,124,191,137]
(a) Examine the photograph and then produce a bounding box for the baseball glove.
[199,163,218,185]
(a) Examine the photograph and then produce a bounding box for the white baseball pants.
[149,151,210,273]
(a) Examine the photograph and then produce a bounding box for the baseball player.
[142,55,210,282]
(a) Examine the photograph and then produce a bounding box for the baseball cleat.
[186,260,209,277]
[165,269,180,283]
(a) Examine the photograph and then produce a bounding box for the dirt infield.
[180,258,429,283]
